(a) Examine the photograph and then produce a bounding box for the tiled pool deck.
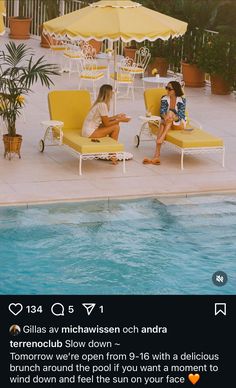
[1,36,236,205]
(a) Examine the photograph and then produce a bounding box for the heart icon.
[188,374,200,385]
[8,303,23,316]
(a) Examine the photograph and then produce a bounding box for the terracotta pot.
[40,25,50,48]
[9,17,32,40]
[210,75,230,95]
[40,34,50,48]
[181,62,205,87]
[148,57,169,77]
[3,134,22,160]
[123,47,137,60]
[39,25,58,48]
[89,39,102,55]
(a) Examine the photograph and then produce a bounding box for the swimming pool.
[0,196,235,294]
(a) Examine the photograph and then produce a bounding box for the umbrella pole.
[113,41,117,115]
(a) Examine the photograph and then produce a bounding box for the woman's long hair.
[93,84,113,110]
[169,81,184,97]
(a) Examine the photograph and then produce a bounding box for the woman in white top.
[82,84,130,140]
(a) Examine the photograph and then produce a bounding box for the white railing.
[64,0,87,14]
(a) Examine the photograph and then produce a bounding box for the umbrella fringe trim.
[42,30,186,42]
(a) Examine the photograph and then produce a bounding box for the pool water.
[0,196,235,295]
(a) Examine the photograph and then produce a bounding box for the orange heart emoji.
[188,374,200,385]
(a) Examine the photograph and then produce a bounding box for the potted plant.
[181,28,205,87]
[197,34,236,95]
[89,39,102,54]
[0,42,59,159]
[9,0,32,39]
[40,1,102,52]
[147,39,171,77]
[124,41,137,60]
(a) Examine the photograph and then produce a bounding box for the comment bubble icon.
[51,303,64,316]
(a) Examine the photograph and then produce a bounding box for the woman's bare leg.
[156,122,165,140]
[156,112,177,144]
[157,121,173,144]
[143,113,177,165]
[90,124,120,140]
[153,143,161,159]
[151,122,164,158]
[89,124,120,164]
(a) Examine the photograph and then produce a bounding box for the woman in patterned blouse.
[143,81,186,165]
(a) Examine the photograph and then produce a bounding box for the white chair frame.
[44,35,67,72]
[135,46,151,73]
[78,56,105,99]
[136,117,225,170]
[62,41,83,75]
[120,51,150,90]
[115,58,135,100]
[62,42,98,77]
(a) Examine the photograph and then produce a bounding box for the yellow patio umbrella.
[43,0,187,42]
[0,0,6,35]
[43,0,187,110]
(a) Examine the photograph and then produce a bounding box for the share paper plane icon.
[82,303,96,316]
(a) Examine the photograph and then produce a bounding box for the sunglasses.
[91,138,100,143]
[165,86,174,91]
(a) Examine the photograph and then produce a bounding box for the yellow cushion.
[96,65,107,70]
[51,45,66,51]
[48,90,91,130]
[84,65,107,70]
[121,66,143,73]
[110,73,133,82]
[64,51,81,58]
[166,129,224,148]
[63,129,124,154]
[144,88,168,115]
[81,72,104,79]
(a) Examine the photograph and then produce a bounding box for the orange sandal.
[143,157,160,165]
[151,158,161,165]
[143,158,152,164]
[110,155,118,165]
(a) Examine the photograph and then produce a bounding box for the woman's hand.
[119,115,131,122]
[110,114,131,123]
[109,113,124,121]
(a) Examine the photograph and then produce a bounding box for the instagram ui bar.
[1,295,234,387]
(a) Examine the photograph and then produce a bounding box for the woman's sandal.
[143,157,161,165]
[110,155,118,165]
[152,158,161,165]
[143,158,152,164]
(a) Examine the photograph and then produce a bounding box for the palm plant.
[0,42,59,137]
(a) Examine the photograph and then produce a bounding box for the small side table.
[135,115,161,147]
[39,120,64,152]
[143,76,182,87]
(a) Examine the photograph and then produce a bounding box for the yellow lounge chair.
[39,90,125,175]
[140,88,224,170]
